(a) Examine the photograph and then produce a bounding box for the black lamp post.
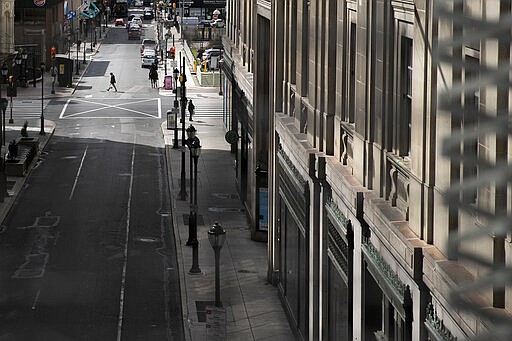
[178,61,187,201]
[15,53,22,87]
[186,125,198,246]
[83,37,86,64]
[186,128,201,274]
[172,67,179,148]
[208,222,226,307]
[39,62,46,135]
[76,40,81,75]
[21,50,28,87]
[218,58,223,96]
[0,63,8,142]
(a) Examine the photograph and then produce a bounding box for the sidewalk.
[161,119,295,341]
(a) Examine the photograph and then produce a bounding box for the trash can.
[55,55,73,87]
[164,75,173,90]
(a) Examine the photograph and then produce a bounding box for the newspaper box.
[164,75,173,90]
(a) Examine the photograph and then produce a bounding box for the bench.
[5,144,36,177]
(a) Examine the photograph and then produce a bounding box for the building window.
[397,36,412,158]
[347,21,357,123]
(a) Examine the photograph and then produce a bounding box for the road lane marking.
[117,136,136,341]
[69,145,88,200]
[60,98,160,119]
[32,289,41,310]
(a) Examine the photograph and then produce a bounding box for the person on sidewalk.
[107,72,117,92]
[188,99,195,121]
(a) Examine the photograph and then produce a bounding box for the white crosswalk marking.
[187,95,223,119]
[6,99,50,119]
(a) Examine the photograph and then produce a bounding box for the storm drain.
[195,300,216,322]
[208,207,244,213]
[182,214,204,226]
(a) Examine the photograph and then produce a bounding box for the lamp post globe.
[208,222,226,307]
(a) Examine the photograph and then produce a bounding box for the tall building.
[222,0,512,340]
[0,0,15,56]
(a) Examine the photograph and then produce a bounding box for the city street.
[0,12,184,341]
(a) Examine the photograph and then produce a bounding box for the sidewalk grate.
[207,207,244,213]
[7,181,15,191]
[195,300,216,322]
[182,214,204,226]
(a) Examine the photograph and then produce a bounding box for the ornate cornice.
[425,303,457,341]
[362,239,407,298]
[325,199,349,229]
[277,144,307,188]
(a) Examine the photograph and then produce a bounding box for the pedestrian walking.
[107,72,117,92]
[188,99,195,121]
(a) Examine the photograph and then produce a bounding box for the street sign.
[169,60,177,68]
[225,130,239,145]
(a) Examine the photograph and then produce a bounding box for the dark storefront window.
[15,8,46,24]
[328,261,349,340]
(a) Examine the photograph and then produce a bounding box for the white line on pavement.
[69,145,88,200]
[117,137,136,341]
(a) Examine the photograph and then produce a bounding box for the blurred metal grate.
[435,1,512,340]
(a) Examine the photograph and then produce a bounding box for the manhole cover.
[134,237,160,243]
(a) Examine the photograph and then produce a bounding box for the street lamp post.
[76,40,81,75]
[15,54,22,87]
[0,63,8,143]
[186,128,201,274]
[83,38,86,64]
[172,68,179,148]
[39,62,46,135]
[218,58,223,96]
[178,60,187,200]
[208,222,226,307]
[22,49,28,88]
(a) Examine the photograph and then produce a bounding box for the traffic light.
[8,76,13,87]
[169,46,175,59]
[50,46,56,61]
[173,2,176,9]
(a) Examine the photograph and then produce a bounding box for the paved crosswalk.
[5,99,51,120]
[185,93,223,119]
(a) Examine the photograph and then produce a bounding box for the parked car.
[210,18,225,28]
[141,49,158,68]
[202,48,223,70]
[140,39,157,55]
[114,18,125,26]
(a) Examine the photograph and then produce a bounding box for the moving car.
[126,17,143,28]
[128,26,142,40]
[141,49,158,68]
[140,39,157,55]
[143,10,153,20]
[114,18,125,26]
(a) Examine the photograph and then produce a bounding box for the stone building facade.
[0,0,15,56]
[222,0,512,340]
